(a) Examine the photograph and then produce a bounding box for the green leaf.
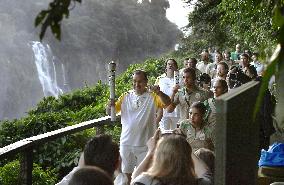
[34,11,48,27]
[272,7,284,28]
[50,23,61,40]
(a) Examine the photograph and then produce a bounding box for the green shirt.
[179,119,214,151]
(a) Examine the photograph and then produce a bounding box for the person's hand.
[106,99,115,115]
[150,85,161,94]
[172,84,180,94]
[173,128,186,137]
[147,129,161,154]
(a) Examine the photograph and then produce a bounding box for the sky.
[166,0,192,29]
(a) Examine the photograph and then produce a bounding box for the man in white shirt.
[107,70,171,184]
[206,51,223,79]
[251,52,264,76]
[197,50,211,74]
[155,58,180,131]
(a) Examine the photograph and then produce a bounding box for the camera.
[161,130,174,136]
[228,65,251,89]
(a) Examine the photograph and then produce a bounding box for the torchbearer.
[106,69,171,184]
[108,61,116,121]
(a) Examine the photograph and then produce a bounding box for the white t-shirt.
[155,76,179,118]
[115,90,164,147]
[197,61,209,74]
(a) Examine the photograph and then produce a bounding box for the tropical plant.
[0,160,56,185]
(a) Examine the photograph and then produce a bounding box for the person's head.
[213,79,228,98]
[183,68,196,88]
[240,53,250,68]
[236,44,241,53]
[223,50,231,61]
[214,51,223,64]
[166,58,178,71]
[216,62,229,78]
[69,167,114,185]
[189,102,206,127]
[201,50,209,61]
[188,58,198,69]
[245,65,258,79]
[132,70,148,95]
[244,49,252,57]
[251,52,258,62]
[198,73,211,89]
[183,58,189,68]
[147,135,197,185]
[194,148,215,173]
[84,135,119,175]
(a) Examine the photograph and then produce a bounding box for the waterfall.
[30,41,66,98]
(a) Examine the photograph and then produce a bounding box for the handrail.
[0,115,120,185]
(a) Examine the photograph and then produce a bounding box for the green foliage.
[218,0,276,50]
[0,160,56,185]
[179,0,232,56]
[35,0,82,40]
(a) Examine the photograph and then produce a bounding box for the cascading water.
[31,41,66,98]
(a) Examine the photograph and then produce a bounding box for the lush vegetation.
[0,161,56,185]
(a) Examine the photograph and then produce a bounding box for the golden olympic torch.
[108,61,116,121]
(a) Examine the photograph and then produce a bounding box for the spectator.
[155,58,180,131]
[195,148,215,174]
[211,62,229,89]
[179,102,215,152]
[69,166,114,185]
[188,58,202,80]
[106,70,171,183]
[167,68,210,122]
[179,57,189,77]
[223,50,234,68]
[56,135,120,185]
[251,52,264,76]
[231,44,241,62]
[206,51,223,79]
[131,132,212,185]
[197,50,211,74]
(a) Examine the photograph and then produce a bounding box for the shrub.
[0,160,56,185]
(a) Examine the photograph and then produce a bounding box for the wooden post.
[19,147,33,185]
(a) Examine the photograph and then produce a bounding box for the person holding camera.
[167,68,211,123]
[131,129,213,185]
[227,53,257,89]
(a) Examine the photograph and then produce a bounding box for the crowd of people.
[55,44,276,185]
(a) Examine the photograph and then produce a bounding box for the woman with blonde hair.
[131,131,212,185]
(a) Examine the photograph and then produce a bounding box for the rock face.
[0,0,181,119]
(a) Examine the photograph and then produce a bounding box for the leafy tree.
[219,0,276,50]
[178,0,233,57]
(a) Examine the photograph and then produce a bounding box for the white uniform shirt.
[155,76,179,118]
[115,90,164,147]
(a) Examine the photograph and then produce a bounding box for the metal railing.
[0,115,119,185]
